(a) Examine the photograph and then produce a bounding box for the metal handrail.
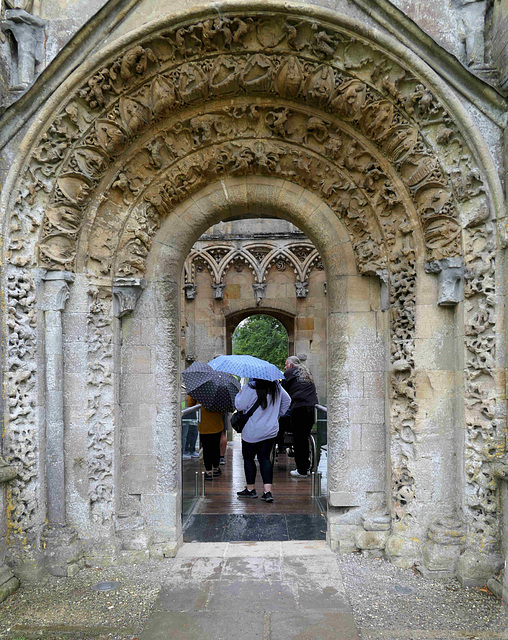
[182,404,202,419]
[315,404,327,414]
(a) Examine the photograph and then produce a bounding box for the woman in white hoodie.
[234,378,290,503]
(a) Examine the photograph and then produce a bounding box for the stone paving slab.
[270,611,360,640]
[139,541,358,639]
[139,609,266,640]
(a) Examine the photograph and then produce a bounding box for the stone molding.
[184,241,323,296]
[112,277,145,317]
[0,0,505,155]
[0,3,504,581]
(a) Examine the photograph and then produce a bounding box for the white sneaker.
[182,453,191,460]
[290,469,309,478]
[191,451,200,458]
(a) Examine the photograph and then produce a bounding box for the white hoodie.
[234,382,291,444]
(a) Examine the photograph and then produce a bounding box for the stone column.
[0,457,19,602]
[40,271,83,577]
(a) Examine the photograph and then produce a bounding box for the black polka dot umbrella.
[182,361,240,412]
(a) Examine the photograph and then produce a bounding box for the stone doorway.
[1,4,504,587]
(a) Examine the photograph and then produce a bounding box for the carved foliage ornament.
[4,11,488,274]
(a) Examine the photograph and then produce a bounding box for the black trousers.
[290,406,315,475]
[242,437,276,485]
[200,432,221,471]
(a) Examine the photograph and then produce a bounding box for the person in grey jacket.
[235,378,290,502]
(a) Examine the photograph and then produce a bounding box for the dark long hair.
[253,378,280,409]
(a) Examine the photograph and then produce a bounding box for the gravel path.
[338,553,508,639]
[1,548,507,640]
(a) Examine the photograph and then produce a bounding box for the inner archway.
[231,311,294,370]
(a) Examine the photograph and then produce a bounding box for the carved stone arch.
[263,246,308,283]
[217,247,260,283]
[1,3,505,584]
[185,248,220,284]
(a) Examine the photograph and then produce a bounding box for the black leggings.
[290,406,315,475]
[200,432,221,471]
[242,437,276,485]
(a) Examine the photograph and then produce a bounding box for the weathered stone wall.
[490,0,508,90]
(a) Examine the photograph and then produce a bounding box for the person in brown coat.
[187,395,223,481]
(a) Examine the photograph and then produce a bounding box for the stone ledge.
[0,565,20,603]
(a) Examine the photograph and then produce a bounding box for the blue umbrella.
[182,361,240,412]
[208,355,284,382]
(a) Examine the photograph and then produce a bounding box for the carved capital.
[252,283,266,304]
[425,258,464,306]
[41,270,74,311]
[0,455,18,483]
[184,283,197,300]
[112,277,145,318]
[295,281,308,298]
[212,283,225,300]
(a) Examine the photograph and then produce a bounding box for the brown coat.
[187,396,223,434]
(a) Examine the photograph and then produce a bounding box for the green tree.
[232,314,288,371]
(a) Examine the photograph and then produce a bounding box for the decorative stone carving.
[184,242,323,298]
[456,0,488,67]
[3,269,39,549]
[295,281,308,298]
[184,283,197,299]
[12,12,480,273]
[252,283,266,304]
[425,258,464,306]
[112,277,145,317]
[376,270,389,311]
[1,6,499,576]
[212,283,225,299]
[87,287,115,525]
[1,9,45,89]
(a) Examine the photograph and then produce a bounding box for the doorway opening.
[180,217,327,541]
[231,313,290,368]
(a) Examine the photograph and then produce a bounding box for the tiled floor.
[183,513,327,542]
[182,438,327,541]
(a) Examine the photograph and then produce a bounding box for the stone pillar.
[0,457,19,602]
[40,271,83,577]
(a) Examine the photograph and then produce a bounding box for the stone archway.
[225,308,295,359]
[1,3,504,585]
